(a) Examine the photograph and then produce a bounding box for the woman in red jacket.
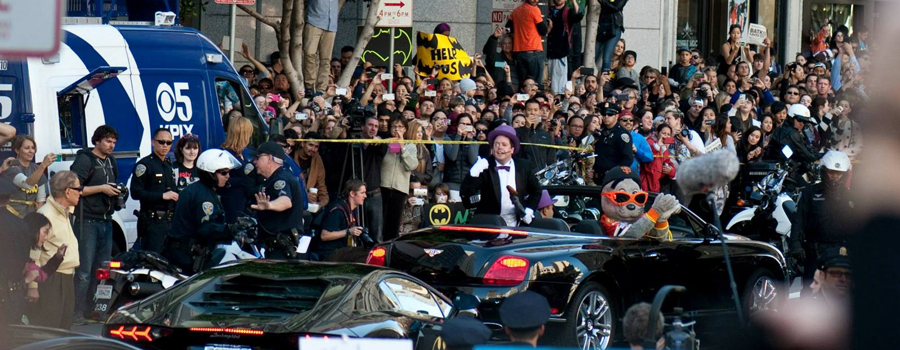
[641,124,677,193]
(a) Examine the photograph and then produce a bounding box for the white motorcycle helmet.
[788,104,814,124]
[821,149,851,172]
[197,149,242,173]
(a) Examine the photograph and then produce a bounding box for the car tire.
[742,269,781,315]
[560,282,616,350]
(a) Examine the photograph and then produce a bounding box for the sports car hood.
[107,261,366,333]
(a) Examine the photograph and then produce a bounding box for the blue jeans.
[73,218,112,318]
[515,51,545,88]
[595,26,622,72]
[364,192,383,242]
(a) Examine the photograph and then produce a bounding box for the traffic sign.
[374,0,412,27]
[215,0,256,4]
[0,0,61,58]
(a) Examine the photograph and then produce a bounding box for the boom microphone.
[676,149,740,197]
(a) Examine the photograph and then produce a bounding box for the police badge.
[135,164,147,177]
[621,133,630,143]
[244,163,254,175]
[202,202,214,216]
[274,180,286,191]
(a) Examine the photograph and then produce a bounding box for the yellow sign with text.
[415,31,474,81]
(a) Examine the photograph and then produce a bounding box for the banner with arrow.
[374,0,412,27]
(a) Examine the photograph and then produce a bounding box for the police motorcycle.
[725,150,832,277]
[534,151,595,186]
[91,215,262,320]
[91,150,264,320]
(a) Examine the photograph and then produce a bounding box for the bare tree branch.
[237,4,280,32]
[337,0,384,87]
[583,0,601,69]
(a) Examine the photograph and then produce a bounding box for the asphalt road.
[72,322,104,336]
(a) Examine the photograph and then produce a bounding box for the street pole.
[388,27,395,93]
[229,4,236,63]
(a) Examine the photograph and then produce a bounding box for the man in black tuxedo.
[461,125,542,226]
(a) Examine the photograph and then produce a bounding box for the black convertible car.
[366,186,788,349]
[102,260,453,350]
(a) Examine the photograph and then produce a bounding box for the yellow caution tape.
[287,138,593,152]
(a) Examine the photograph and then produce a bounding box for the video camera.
[347,100,376,132]
[114,183,129,211]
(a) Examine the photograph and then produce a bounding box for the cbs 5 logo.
[156,82,193,122]
[0,83,12,120]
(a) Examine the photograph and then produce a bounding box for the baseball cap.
[251,141,287,161]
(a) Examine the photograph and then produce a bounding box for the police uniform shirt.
[593,124,634,175]
[131,155,176,212]
[257,167,303,234]
[169,182,228,244]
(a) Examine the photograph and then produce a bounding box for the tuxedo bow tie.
[497,166,511,171]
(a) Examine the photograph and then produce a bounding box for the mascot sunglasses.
[602,191,649,206]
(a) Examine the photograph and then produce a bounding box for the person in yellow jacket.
[28,171,80,329]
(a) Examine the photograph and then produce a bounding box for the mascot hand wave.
[599,167,681,239]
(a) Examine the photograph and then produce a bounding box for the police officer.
[499,291,551,347]
[130,128,178,253]
[165,149,241,274]
[810,246,852,306]
[250,141,304,259]
[440,316,492,350]
[792,150,853,294]
[764,104,820,164]
[593,102,634,183]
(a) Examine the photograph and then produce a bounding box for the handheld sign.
[745,24,767,46]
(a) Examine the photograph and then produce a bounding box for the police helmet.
[197,149,242,173]
[821,150,851,172]
[787,104,814,124]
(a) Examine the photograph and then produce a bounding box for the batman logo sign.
[429,204,452,225]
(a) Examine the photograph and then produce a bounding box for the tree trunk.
[276,0,304,102]
[289,0,306,97]
[336,0,384,88]
[582,0,601,69]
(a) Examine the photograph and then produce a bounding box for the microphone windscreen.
[676,149,741,196]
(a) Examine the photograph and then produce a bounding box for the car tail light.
[366,247,386,266]
[483,255,529,285]
[109,325,154,342]
[189,327,265,336]
[96,268,111,280]
[438,226,529,236]
[108,260,123,269]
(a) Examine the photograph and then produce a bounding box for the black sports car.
[102,261,453,350]
[366,186,788,349]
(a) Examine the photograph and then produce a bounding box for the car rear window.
[186,274,332,316]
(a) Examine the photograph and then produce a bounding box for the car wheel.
[562,282,615,350]
[743,269,780,315]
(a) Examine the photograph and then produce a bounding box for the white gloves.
[522,208,534,225]
[469,157,489,177]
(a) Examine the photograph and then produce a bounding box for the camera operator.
[250,142,305,259]
[623,302,665,350]
[69,125,120,325]
[130,128,177,253]
[315,179,367,261]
